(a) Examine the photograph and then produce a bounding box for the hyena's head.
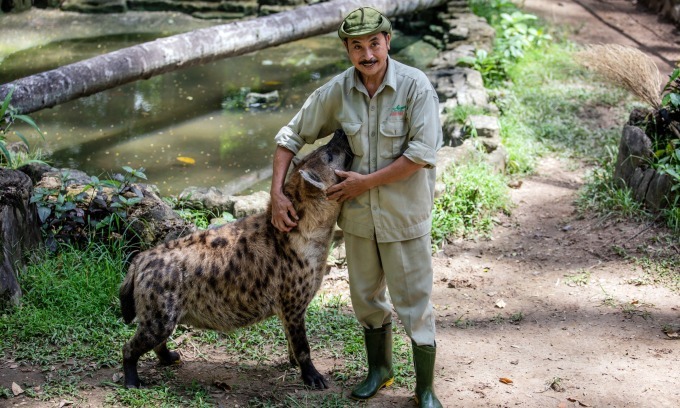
[291,129,353,199]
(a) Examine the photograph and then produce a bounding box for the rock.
[613,125,653,189]
[221,0,258,14]
[467,115,500,138]
[448,26,470,41]
[180,186,237,213]
[127,185,196,244]
[1,0,32,12]
[394,40,440,71]
[487,145,508,174]
[244,90,280,110]
[258,0,307,5]
[645,171,674,210]
[0,168,42,306]
[466,115,501,152]
[633,168,655,203]
[232,191,269,218]
[61,0,127,13]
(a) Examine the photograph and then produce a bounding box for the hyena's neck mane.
[281,178,342,236]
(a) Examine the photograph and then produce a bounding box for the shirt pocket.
[379,120,409,159]
[341,122,364,157]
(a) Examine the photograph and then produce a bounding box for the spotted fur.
[119,130,353,389]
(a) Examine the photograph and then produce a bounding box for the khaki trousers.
[345,232,436,346]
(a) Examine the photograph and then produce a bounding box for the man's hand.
[271,190,298,232]
[326,170,371,202]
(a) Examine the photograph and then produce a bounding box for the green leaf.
[0,87,14,118]
[14,114,43,138]
[37,206,52,223]
[14,131,30,150]
[0,143,13,167]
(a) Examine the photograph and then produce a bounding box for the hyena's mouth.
[342,147,353,169]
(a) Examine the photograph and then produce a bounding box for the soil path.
[417,3,680,406]
[2,2,680,407]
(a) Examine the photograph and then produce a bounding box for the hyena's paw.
[301,365,328,389]
[158,350,181,366]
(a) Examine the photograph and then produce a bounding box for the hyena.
[119,129,353,389]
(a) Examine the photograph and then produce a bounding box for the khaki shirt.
[275,57,443,242]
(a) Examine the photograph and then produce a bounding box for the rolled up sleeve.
[403,90,443,169]
[274,88,337,154]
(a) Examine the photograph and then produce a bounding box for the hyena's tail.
[119,265,137,324]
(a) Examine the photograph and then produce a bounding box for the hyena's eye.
[325,151,334,162]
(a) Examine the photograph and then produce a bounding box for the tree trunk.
[0,168,42,306]
[0,0,447,116]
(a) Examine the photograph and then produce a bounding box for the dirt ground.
[2,1,680,407]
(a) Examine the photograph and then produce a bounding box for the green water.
[1,32,347,195]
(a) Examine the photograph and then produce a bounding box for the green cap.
[338,7,392,40]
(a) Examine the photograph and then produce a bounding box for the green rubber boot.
[350,323,394,400]
[412,342,443,408]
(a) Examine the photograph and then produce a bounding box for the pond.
[0,24,428,196]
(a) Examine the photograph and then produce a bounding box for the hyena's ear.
[299,169,325,191]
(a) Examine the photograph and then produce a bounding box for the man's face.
[344,33,391,80]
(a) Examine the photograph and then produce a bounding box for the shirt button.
[372,206,378,211]
[370,106,376,111]
[371,131,376,137]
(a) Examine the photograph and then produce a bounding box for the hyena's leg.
[281,307,327,389]
[284,331,299,367]
[154,341,181,366]
[122,318,178,388]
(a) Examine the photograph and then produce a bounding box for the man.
[270,7,443,407]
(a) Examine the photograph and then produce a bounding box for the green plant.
[652,68,680,195]
[464,1,552,86]
[509,311,524,324]
[30,166,148,248]
[164,195,235,230]
[576,147,648,221]
[0,87,44,168]
[563,269,591,287]
[221,87,251,111]
[431,161,511,249]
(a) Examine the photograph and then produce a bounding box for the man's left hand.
[326,170,371,202]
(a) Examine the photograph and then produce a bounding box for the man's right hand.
[271,190,298,232]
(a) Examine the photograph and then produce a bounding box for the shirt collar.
[348,56,397,96]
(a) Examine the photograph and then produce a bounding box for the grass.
[106,382,214,408]
[432,161,512,249]
[0,241,133,368]
[563,269,592,287]
[500,43,633,166]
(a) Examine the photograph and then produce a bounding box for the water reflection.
[0,33,347,195]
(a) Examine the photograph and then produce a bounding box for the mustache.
[360,59,378,65]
